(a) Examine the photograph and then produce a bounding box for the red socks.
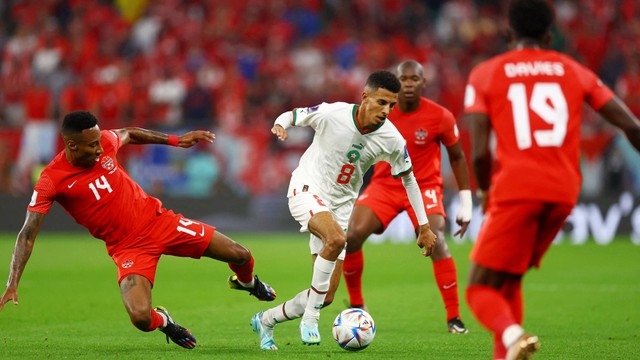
[228,256,255,284]
[343,249,365,307]
[432,257,460,321]
[466,285,517,334]
[466,281,523,359]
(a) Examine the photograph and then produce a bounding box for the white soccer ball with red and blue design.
[332,308,376,351]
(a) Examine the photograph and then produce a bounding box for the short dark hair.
[365,70,401,93]
[509,0,554,40]
[62,111,98,136]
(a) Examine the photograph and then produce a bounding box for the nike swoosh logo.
[443,282,457,289]
[200,225,205,237]
[68,180,78,188]
[426,203,438,209]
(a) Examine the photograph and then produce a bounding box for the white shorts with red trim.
[287,182,349,260]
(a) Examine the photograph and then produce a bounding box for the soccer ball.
[332,308,376,351]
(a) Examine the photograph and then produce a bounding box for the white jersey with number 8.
[280,102,413,213]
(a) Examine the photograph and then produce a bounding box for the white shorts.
[288,184,348,260]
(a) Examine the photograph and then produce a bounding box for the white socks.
[156,310,168,328]
[303,256,336,321]
[262,289,309,327]
[261,255,336,327]
[237,277,255,288]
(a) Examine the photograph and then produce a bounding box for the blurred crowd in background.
[1,0,639,200]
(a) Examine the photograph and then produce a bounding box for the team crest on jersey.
[404,146,409,159]
[415,128,428,145]
[121,259,134,268]
[347,150,361,163]
[101,156,115,171]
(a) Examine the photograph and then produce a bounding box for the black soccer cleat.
[154,306,197,349]
[447,316,469,334]
[228,274,277,301]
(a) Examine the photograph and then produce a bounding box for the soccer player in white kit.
[250,70,437,350]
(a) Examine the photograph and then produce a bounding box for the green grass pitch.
[0,232,638,359]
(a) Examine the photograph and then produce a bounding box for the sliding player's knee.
[227,243,251,265]
[129,307,152,331]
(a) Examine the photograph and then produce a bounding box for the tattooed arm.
[115,127,215,148]
[0,211,45,310]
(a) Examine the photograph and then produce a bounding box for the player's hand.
[0,288,18,311]
[177,130,215,147]
[271,125,288,141]
[416,223,437,257]
[454,218,470,238]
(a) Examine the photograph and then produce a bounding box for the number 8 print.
[336,164,355,184]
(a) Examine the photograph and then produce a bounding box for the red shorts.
[356,182,445,233]
[471,201,573,274]
[109,210,215,286]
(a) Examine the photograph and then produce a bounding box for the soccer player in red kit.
[464,1,640,359]
[0,111,277,350]
[344,60,473,333]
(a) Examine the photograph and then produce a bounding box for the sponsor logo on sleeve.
[307,104,320,113]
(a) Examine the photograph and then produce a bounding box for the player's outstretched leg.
[250,312,278,350]
[154,306,197,349]
[299,318,321,345]
[228,274,277,301]
[506,333,539,360]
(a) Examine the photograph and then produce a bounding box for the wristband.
[459,190,472,209]
[167,135,179,146]
[457,189,473,222]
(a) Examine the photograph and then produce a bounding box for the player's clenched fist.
[271,125,288,141]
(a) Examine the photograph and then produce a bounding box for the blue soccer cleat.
[250,312,278,350]
[300,318,321,345]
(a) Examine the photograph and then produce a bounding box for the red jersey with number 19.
[464,48,614,205]
[28,130,163,249]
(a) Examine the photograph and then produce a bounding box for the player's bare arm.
[0,211,46,310]
[271,124,288,141]
[468,112,492,212]
[446,141,473,237]
[597,97,640,151]
[115,127,215,147]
